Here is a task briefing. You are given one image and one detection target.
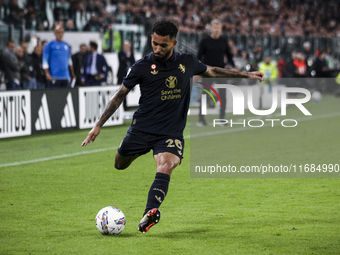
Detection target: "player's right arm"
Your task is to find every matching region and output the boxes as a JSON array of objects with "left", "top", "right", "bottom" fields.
[{"left": 81, "top": 84, "right": 130, "bottom": 146}]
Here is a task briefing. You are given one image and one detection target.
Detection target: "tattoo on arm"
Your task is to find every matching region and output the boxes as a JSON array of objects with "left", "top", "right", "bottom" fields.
[
  {"left": 201, "top": 66, "right": 251, "bottom": 78},
  {"left": 96, "top": 85, "right": 130, "bottom": 127}
]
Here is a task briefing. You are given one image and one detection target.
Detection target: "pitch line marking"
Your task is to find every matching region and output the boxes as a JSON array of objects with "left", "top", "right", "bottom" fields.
[
  {"left": 0, "top": 112, "right": 339, "bottom": 168},
  {"left": 0, "top": 147, "right": 118, "bottom": 168}
]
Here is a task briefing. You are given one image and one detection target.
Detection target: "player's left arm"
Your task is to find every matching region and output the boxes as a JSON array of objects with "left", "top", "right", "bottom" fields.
[
  {"left": 201, "top": 65, "right": 264, "bottom": 81},
  {"left": 81, "top": 84, "right": 130, "bottom": 146}
]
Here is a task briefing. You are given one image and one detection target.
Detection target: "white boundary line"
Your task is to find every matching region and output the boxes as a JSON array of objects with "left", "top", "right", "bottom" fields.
[
  {"left": 0, "top": 147, "right": 118, "bottom": 168},
  {"left": 1, "top": 112, "right": 339, "bottom": 168}
]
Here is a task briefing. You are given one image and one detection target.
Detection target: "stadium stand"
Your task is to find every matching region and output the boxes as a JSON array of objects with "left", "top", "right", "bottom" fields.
[{"left": 0, "top": 0, "right": 339, "bottom": 36}]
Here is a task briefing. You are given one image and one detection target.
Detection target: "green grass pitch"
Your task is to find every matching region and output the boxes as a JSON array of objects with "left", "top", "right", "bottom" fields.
[{"left": 0, "top": 95, "right": 339, "bottom": 254}]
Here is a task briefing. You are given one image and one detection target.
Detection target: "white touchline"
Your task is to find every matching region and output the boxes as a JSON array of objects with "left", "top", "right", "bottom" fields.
[
  {"left": 0, "top": 147, "right": 118, "bottom": 168},
  {"left": 1, "top": 112, "right": 339, "bottom": 168}
]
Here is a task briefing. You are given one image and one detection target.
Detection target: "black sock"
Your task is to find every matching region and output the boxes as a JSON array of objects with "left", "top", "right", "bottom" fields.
[{"left": 144, "top": 172, "right": 170, "bottom": 215}]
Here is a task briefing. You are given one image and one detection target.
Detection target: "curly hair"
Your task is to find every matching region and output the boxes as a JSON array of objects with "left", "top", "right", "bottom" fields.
[{"left": 152, "top": 20, "right": 178, "bottom": 39}]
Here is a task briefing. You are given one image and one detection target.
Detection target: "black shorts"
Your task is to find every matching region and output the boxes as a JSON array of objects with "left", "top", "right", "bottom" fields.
[{"left": 117, "top": 129, "right": 185, "bottom": 160}]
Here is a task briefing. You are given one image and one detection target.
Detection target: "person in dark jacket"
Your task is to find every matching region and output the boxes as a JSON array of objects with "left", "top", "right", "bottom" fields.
[
  {"left": 283, "top": 51, "right": 298, "bottom": 78},
  {"left": 82, "top": 41, "right": 108, "bottom": 86},
  {"left": 21, "top": 41, "right": 37, "bottom": 89},
  {"left": 16, "top": 46, "right": 31, "bottom": 89},
  {"left": 313, "top": 51, "right": 328, "bottom": 78},
  {"left": 117, "top": 40, "right": 135, "bottom": 84},
  {"left": 2, "top": 41, "right": 21, "bottom": 90},
  {"left": 31, "top": 45, "right": 46, "bottom": 89},
  {"left": 196, "top": 19, "right": 236, "bottom": 126},
  {"left": 72, "top": 43, "right": 87, "bottom": 86}
]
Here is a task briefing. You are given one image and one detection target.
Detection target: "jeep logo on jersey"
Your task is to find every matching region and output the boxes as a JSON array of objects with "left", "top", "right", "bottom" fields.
[{"left": 165, "top": 76, "right": 177, "bottom": 88}]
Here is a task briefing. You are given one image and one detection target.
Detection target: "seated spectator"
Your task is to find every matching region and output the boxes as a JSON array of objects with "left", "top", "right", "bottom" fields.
[
  {"left": 68, "top": 1, "right": 87, "bottom": 31},
  {"left": 83, "top": 14, "right": 103, "bottom": 32},
  {"left": 0, "top": 0, "right": 10, "bottom": 21},
  {"left": 53, "top": 0, "right": 70, "bottom": 24},
  {"left": 1, "top": 0, "right": 340, "bottom": 39},
  {"left": 3, "top": 7, "right": 24, "bottom": 26},
  {"left": 24, "top": 6, "right": 37, "bottom": 30},
  {"left": 85, "top": 0, "right": 102, "bottom": 17},
  {"left": 27, "top": 0, "right": 48, "bottom": 31},
  {"left": 65, "top": 18, "right": 76, "bottom": 31}
]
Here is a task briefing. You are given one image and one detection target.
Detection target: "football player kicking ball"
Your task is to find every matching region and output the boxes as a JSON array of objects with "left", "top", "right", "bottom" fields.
[{"left": 82, "top": 20, "right": 264, "bottom": 233}]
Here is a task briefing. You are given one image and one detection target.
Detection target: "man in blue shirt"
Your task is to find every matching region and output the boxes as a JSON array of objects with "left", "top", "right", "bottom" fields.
[
  {"left": 82, "top": 20, "right": 264, "bottom": 233},
  {"left": 42, "top": 25, "right": 76, "bottom": 88}
]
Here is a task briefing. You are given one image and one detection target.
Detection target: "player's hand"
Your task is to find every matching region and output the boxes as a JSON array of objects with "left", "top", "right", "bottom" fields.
[
  {"left": 249, "top": 71, "right": 265, "bottom": 82},
  {"left": 81, "top": 126, "right": 101, "bottom": 146}
]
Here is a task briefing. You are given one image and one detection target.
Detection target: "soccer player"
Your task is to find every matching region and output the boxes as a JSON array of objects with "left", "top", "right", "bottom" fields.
[{"left": 82, "top": 20, "right": 264, "bottom": 233}]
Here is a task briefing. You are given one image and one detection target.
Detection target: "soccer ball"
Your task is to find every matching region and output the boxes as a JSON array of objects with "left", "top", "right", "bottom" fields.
[
  {"left": 95, "top": 206, "right": 126, "bottom": 235},
  {"left": 312, "top": 90, "right": 322, "bottom": 103}
]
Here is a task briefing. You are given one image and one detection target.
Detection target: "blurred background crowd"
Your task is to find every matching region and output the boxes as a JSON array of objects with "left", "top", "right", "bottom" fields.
[
  {"left": 1, "top": 0, "right": 340, "bottom": 36},
  {"left": 0, "top": 0, "right": 340, "bottom": 92}
]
